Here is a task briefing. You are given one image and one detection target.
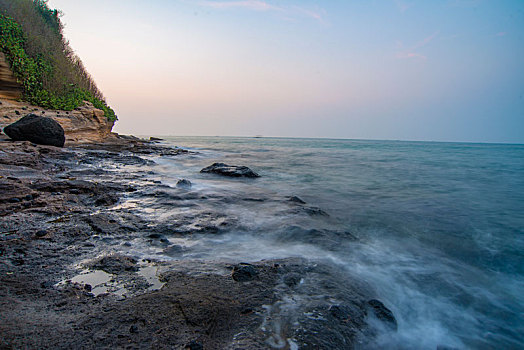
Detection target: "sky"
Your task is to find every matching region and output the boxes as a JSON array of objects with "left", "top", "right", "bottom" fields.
[{"left": 46, "top": 0, "right": 524, "bottom": 143}]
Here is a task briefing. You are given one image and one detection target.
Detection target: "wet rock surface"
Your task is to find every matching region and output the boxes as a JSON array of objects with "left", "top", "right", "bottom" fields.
[
  {"left": 89, "top": 255, "right": 139, "bottom": 274},
  {"left": 200, "top": 162, "right": 260, "bottom": 178},
  {"left": 367, "top": 299, "right": 398, "bottom": 330},
  {"left": 0, "top": 136, "right": 396, "bottom": 349}
]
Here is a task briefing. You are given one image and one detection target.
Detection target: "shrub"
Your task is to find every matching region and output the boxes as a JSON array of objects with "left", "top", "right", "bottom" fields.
[{"left": 0, "top": 0, "right": 116, "bottom": 121}]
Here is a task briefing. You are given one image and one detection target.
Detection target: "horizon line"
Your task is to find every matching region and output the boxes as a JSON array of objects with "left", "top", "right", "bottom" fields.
[{"left": 130, "top": 134, "right": 524, "bottom": 146}]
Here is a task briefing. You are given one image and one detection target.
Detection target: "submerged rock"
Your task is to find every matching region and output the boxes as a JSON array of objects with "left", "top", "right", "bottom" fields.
[
  {"left": 3, "top": 114, "right": 65, "bottom": 147},
  {"left": 176, "top": 179, "right": 192, "bottom": 188},
  {"left": 200, "top": 163, "right": 260, "bottom": 178}
]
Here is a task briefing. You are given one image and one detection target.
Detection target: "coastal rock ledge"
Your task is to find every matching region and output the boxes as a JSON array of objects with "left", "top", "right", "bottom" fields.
[
  {"left": 0, "top": 99, "right": 114, "bottom": 143},
  {"left": 200, "top": 162, "right": 260, "bottom": 178}
]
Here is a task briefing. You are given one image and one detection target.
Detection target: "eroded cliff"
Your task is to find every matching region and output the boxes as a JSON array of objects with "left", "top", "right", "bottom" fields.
[
  {"left": 0, "top": 51, "right": 115, "bottom": 143},
  {"left": 0, "top": 99, "right": 115, "bottom": 143}
]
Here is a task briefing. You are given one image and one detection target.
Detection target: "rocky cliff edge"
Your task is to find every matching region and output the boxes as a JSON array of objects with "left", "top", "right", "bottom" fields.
[{"left": 0, "top": 99, "right": 115, "bottom": 144}]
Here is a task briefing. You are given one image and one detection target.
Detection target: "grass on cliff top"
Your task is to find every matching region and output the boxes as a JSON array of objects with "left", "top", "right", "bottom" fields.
[{"left": 0, "top": 0, "right": 116, "bottom": 121}]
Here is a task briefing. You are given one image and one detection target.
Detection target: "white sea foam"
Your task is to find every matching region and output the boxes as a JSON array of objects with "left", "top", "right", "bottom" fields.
[{"left": 115, "top": 136, "right": 524, "bottom": 348}]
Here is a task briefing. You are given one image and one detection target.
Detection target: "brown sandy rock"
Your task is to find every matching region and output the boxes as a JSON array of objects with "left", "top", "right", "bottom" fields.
[{"left": 0, "top": 99, "right": 115, "bottom": 143}]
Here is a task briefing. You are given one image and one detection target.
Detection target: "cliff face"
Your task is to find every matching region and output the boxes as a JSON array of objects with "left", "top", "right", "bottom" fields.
[
  {"left": 0, "top": 52, "right": 23, "bottom": 100},
  {"left": 0, "top": 99, "right": 115, "bottom": 143},
  {"left": 0, "top": 54, "right": 115, "bottom": 143}
]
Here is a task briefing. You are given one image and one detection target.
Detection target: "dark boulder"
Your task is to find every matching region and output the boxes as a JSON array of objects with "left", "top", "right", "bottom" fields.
[
  {"left": 200, "top": 162, "right": 259, "bottom": 178},
  {"left": 367, "top": 299, "right": 397, "bottom": 330},
  {"left": 232, "top": 263, "right": 258, "bottom": 282},
  {"left": 3, "top": 114, "right": 65, "bottom": 147}
]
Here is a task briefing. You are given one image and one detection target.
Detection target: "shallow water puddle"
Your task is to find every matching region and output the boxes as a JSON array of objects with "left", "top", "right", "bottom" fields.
[
  {"left": 58, "top": 263, "right": 165, "bottom": 298},
  {"left": 70, "top": 269, "right": 112, "bottom": 286},
  {"left": 65, "top": 270, "right": 113, "bottom": 296},
  {"left": 138, "top": 265, "right": 165, "bottom": 291}
]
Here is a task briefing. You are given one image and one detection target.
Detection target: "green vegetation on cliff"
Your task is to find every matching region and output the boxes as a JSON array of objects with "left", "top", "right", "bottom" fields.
[{"left": 0, "top": 0, "right": 116, "bottom": 121}]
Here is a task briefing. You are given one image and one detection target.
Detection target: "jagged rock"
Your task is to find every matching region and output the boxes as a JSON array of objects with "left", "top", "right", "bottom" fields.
[
  {"left": 4, "top": 114, "right": 65, "bottom": 147},
  {"left": 200, "top": 163, "right": 259, "bottom": 178}
]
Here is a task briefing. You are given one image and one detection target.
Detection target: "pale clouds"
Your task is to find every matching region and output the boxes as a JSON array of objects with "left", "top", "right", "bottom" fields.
[
  {"left": 396, "top": 31, "right": 440, "bottom": 60},
  {"left": 396, "top": 52, "right": 427, "bottom": 60},
  {"left": 199, "top": 0, "right": 280, "bottom": 11},
  {"left": 198, "top": 1, "right": 326, "bottom": 22}
]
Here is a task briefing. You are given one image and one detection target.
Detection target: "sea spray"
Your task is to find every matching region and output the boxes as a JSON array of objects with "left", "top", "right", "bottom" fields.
[{"left": 123, "top": 136, "right": 524, "bottom": 348}]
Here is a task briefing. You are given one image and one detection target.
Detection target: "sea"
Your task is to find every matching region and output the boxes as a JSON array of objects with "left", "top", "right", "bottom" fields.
[{"left": 133, "top": 136, "right": 524, "bottom": 349}]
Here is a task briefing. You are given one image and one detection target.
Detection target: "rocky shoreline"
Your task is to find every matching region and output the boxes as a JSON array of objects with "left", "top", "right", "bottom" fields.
[{"left": 0, "top": 134, "right": 397, "bottom": 349}]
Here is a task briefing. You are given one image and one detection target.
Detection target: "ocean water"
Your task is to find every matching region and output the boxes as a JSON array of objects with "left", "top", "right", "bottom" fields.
[{"left": 141, "top": 136, "right": 524, "bottom": 349}]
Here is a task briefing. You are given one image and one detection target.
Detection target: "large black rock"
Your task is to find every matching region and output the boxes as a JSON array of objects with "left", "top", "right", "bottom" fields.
[
  {"left": 200, "top": 162, "right": 259, "bottom": 178},
  {"left": 3, "top": 114, "right": 65, "bottom": 147}
]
